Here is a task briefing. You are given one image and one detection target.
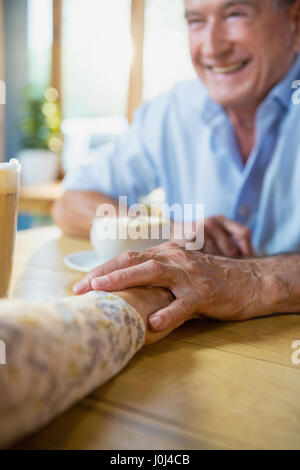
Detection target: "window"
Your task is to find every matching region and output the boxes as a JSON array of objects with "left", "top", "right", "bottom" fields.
[
  {"left": 143, "top": 0, "right": 195, "bottom": 101},
  {"left": 62, "top": 0, "right": 132, "bottom": 118},
  {"left": 27, "top": 0, "right": 196, "bottom": 117},
  {"left": 27, "top": 0, "right": 53, "bottom": 91}
]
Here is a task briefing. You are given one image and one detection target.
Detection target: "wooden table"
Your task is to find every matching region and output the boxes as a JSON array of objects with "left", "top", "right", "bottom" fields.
[{"left": 10, "top": 227, "right": 300, "bottom": 449}]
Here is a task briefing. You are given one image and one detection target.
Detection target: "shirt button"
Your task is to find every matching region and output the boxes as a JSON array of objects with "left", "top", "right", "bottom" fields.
[{"left": 238, "top": 205, "right": 250, "bottom": 218}]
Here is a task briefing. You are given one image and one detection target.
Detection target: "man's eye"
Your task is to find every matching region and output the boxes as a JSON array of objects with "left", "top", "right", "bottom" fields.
[
  {"left": 188, "top": 19, "right": 205, "bottom": 26},
  {"left": 227, "top": 11, "right": 247, "bottom": 18}
]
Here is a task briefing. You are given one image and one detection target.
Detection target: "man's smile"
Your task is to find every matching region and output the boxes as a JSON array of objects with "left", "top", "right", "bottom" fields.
[{"left": 203, "top": 59, "right": 251, "bottom": 76}]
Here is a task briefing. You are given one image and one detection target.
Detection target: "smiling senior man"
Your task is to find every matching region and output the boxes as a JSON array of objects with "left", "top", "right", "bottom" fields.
[
  {"left": 55, "top": 0, "right": 300, "bottom": 256},
  {"left": 60, "top": 1, "right": 300, "bottom": 330}
]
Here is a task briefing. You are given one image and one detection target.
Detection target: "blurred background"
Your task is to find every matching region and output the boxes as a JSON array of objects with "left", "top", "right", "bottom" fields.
[{"left": 0, "top": 0, "right": 195, "bottom": 230}]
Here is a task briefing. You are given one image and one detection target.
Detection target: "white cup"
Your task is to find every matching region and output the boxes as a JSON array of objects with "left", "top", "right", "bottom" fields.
[{"left": 90, "top": 215, "right": 170, "bottom": 261}]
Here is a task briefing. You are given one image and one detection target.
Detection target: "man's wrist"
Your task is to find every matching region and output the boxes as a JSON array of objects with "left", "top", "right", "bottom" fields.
[
  {"left": 251, "top": 256, "right": 300, "bottom": 317},
  {"left": 229, "top": 257, "right": 288, "bottom": 320}
]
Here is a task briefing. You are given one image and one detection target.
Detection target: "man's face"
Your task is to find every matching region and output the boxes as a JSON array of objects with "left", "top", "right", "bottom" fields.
[{"left": 185, "top": 0, "right": 300, "bottom": 110}]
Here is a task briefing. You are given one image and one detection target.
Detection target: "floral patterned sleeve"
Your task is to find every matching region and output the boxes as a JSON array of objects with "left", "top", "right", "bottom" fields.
[{"left": 0, "top": 291, "right": 145, "bottom": 449}]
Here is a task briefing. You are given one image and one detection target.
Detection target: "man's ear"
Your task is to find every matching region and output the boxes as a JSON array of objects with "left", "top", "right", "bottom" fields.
[{"left": 290, "top": 0, "right": 300, "bottom": 52}]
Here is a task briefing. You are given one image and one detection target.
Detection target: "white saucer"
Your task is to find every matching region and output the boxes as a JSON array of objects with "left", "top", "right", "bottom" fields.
[{"left": 64, "top": 250, "right": 111, "bottom": 273}]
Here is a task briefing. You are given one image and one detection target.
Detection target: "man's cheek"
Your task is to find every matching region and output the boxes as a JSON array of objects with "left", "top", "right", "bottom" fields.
[{"left": 190, "top": 49, "right": 199, "bottom": 67}]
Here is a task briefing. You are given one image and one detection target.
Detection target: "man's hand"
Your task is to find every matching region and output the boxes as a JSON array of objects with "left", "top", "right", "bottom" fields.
[
  {"left": 202, "top": 215, "right": 254, "bottom": 256},
  {"left": 52, "top": 191, "right": 120, "bottom": 238},
  {"left": 176, "top": 215, "right": 254, "bottom": 257},
  {"left": 74, "top": 241, "right": 276, "bottom": 332}
]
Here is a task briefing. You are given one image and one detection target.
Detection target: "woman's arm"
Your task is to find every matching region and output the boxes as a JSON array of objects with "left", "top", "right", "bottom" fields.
[
  {"left": 0, "top": 287, "right": 173, "bottom": 448},
  {"left": 115, "top": 287, "right": 175, "bottom": 344}
]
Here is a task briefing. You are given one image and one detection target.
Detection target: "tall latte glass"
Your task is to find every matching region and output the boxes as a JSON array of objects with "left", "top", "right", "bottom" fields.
[{"left": 0, "top": 159, "right": 21, "bottom": 298}]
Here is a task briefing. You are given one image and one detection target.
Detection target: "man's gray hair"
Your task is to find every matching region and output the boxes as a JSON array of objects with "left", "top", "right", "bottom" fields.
[{"left": 275, "top": 0, "right": 297, "bottom": 7}]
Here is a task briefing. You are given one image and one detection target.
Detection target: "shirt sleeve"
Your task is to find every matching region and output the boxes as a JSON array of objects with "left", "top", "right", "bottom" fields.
[
  {"left": 0, "top": 291, "right": 145, "bottom": 448},
  {"left": 63, "top": 102, "right": 164, "bottom": 206}
]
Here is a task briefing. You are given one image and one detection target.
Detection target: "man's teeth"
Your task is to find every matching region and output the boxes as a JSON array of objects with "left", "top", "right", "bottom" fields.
[{"left": 210, "top": 62, "right": 246, "bottom": 74}]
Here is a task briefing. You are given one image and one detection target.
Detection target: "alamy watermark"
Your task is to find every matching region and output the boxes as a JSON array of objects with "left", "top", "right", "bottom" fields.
[
  {"left": 291, "top": 80, "right": 300, "bottom": 105},
  {"left": 95, "top": 197, "right": 205, "bottom": 251},
  {"left": 291, "top": 340, "right": 300, "bottom": 365},
  {"left": 0, "top": 80, "right": 5, "bottom": 105},
  {"left": 0, "top": 340, "right": 6, "bottom": 365}
]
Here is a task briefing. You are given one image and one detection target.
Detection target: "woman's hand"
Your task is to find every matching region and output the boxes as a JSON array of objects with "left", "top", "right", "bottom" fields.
[
  {"left": 74, "top": 242, "right": 272, "bottom": 333},
  {"left": 114, "top": 287, "right": 176, "bottom": 345}
]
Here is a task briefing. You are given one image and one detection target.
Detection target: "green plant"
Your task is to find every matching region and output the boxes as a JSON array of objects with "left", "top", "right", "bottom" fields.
[{"left": 20, "top": 87, "right": 63, "bottom": 153}]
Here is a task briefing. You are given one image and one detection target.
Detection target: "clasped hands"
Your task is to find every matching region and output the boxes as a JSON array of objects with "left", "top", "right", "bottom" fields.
[{"left": 74, "top": 216, "right": 269, "bottom": 332}]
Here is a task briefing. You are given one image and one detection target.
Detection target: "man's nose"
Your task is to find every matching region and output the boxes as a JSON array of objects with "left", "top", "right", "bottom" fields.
[{"left": 201, "top": 19, "right": 232, "bottom": 59}]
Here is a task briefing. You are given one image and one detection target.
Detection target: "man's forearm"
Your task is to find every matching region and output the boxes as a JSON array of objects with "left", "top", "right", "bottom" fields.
[
  {"left": 52, "top": 191, "right": 120, "bottom": 238},
  {"left": 257, "top": 254, "right": 300, "bottom": 317}
]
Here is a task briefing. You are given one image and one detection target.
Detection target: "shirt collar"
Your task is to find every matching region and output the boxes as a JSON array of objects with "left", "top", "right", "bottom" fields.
[
  {"left": 199, "top": 53, "right": 300, "bottom": 126},
  {"left": 199, "top": 93, "right": 226, "bottom": 127},
  {"left": 268, "top": 53, "right": 300, "bottom": 111}
]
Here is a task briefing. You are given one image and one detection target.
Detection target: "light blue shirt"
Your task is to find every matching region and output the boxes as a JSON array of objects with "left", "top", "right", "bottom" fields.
[{"left": 64, "top": 54, "right": 300, "bottom": 255}]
